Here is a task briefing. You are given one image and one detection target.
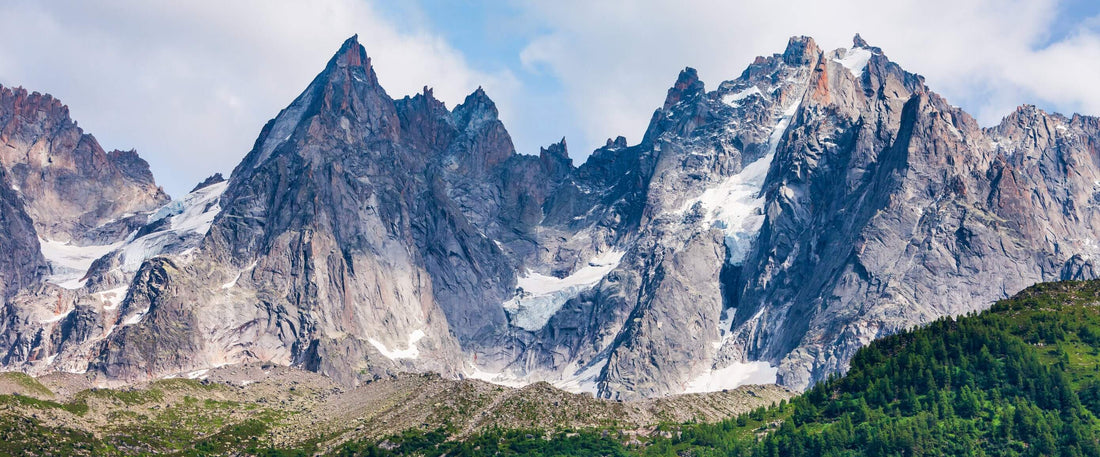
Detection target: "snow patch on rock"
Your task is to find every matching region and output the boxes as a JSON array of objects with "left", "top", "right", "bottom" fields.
[
  {"left": 551, "top": 358, "right": 607, "bottom": 395},
  {"left": 369, "top": 329, "right": 427, "bottom": 360},
  {"left": 676, "top": 152, "right": 770, "bottom": 264},
  {"left": 465, "top": 355, "right": 608, "bottom": 395},
  {"left": 117, "top": 180, "right": 227, "bottom": 272},
  {"left": 40, "top": 308, "right": 74, "bottom": 324},
  {"left": 39, "top": 181, "right": 228, "bottom": 290},
  {"left": 714, "top": 307, "right": 737, "bottom": 350},
  {"left": 96, "top": 287, "right": 129, "bottom": 310},
  {"left": 833, "top": 47, "right": 873, "bottom": 76},
  {"left": 222, "top": 261, "right": 258, "bottom": 289},
  {"left": 39, "top": 238, "right": 124, "bottom": 289},
  {"left": 123, "top": 307, "right": 151, "bottom": 326},
  {"left": 683, "top": 361, "right": 778, "bottom": 393},
  {"left": 503, "top": 250, "right": 625, "bottom": 331},
  {"left": 674, "top": 100, "right": 799, "bottom": 264},
  {"left": 722, "top": 86, "right": 762, "bottom": 107},
  {"left": 187, "top": 369, "right": 209, "bottom": 380},
  {"left": 464, "top": 367, "right": 530, "bottom": 389}
]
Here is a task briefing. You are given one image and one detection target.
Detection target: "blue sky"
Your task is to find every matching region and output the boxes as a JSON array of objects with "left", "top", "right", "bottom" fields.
[
  {"left": 1, "top": 0, "right": 1099, "bottom": 197},
  {"left": 373, "top": 1, "right": 581, "bottom": 157},
  {"left": 1047, "top": 0, "right": 1100, "bottom": 44}
]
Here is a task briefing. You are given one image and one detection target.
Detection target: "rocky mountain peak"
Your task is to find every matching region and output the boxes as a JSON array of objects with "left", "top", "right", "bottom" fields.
[
  {"left": 0, "top": 86, "right": 69, "bottom": 129},
  {"left": 453, "top": 86, "right": 501, "bottom": 132},
  {"left": 1005, "top": 104, "right": 1046, "bottom": 121},
  {"left": 7, "top": 33, "right": 1100, "bottom": 405},
  {"left": 235, "top": 36, "right": 402, "bottom": 175},
  {"left": 604, "top": 136, "right": 628, "bottom": 149},
  {"left": 852, "top": 33, "right": 869, "bottom": 48},
  {"left": 0, "top": 84, "right": 168, "bottom": 245},
  {"left": 782, "top": 36, "right": 820, "bottom": 66},
  {"left": 416, "top": 85, "right": 442, "bottom": 105},
  {"left": 398, "top": 86, "right": 448, "bottom": 116},
  {"left": 190, "top": 173, "right": 225, "bottom": 192},
  {"left": 322, "top": 37, "right": 389, "bottom": 110},
  {"left": 330, "top": 34, "right": 375, "bottom": 78},
  {"left": 538, "top": 137, "right": 572, "bottom": 176},
  {"left": 662, "top": 67, "right": 705, "bottom": 110},
  {"left": 107, "top": 149, "right": 160, "bottom": 185},
  {"left": 850, "top": 33, "right": 884, "bottom": 57},
  {"left": 986, "top": 103, "right": 1072, "bottom": 153}
]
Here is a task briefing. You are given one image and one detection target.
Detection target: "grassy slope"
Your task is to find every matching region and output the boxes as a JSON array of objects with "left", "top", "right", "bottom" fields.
[{"left": 0, "top": 367, "right": 788, "bottom": 456}]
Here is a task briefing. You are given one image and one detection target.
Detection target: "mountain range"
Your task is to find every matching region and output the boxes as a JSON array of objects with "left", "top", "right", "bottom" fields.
[{"left": 0, "top": 33, "right": 1098, "bottom": 401}]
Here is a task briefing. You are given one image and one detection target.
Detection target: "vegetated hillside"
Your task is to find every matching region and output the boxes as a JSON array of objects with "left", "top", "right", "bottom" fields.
[
  {"left": 0, "top": 366, "right": 788, "bottom": 456},
  {"left": 330, "top": 280, "right": 1100, "bottom": 456}
]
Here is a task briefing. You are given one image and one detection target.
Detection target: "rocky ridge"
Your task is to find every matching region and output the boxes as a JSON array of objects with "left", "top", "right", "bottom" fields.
[{"left": 0, "top": 34, "right": 1097, "bottom": 400}]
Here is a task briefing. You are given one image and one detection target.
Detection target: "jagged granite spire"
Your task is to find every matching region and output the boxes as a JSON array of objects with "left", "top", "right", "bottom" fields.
[
  {"left": 0, "top": 85, "right": 168, "bottom": 244},
  {"left": 93, "top": 35, "right": 561, "bottom": 387},
  {"left": 232, "top": 35, "right": 397, "bottom": 175},
  {"left": 332, "top": 35, "right": 371, "bottom": 69},
  {"left": 453, "top": 86, "right": 501, "bottom": 131},
  {"left": 782, "top": 35, "right": 819, "bottom": 65},
  {"left": 6, "top": 34, "right": 1100, "bottom": 403},
  {"left": 852, "top": 33, "right": 870, "bottom": 48},
  {"left": 662, "top": 67, "right": 705, "bottom": 110}
]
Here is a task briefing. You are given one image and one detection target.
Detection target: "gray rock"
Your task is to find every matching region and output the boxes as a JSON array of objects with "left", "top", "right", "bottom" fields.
[
  {"left": 0, "top": 86, "right": 168, "bottom": 245},
  {"left": 4, "top": 34, "right": 1100, "bottom": 401}
]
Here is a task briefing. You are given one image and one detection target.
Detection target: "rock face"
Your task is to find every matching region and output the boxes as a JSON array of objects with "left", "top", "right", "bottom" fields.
[
  {"left": 0, "top": 86, "right": 174, "bottom": 372},
  {"left": 0, "top": 86, "right": 168, "bottom": 245},
  {"left": 725, "top": 39, "right": 1100, "bottom": 391},
  {"left": 0, "top": 165, "right": 46, "bottom": 297},
  {"left": 2, "top": 34, "right": 1100, "bottom": 399}
]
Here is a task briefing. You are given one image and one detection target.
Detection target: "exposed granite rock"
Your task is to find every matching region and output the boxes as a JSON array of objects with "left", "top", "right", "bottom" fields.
[
  {"left": 0, "top": 165, "right": 45, "bottom": 296},
  {"left": 0, "top": 86, "right": 168, "bottom": 245},
  {"left": 725, "top": 37, "right": 1100, "bottom": 390},
  {"left": 190, "top": 173, "right": 225, "bottom": 192},
  {"left": 0, "top": 85, "right": 176, "bottom": 374},
  {"left": 6, "top": 34, "right": 1100, "bottom": 402}
]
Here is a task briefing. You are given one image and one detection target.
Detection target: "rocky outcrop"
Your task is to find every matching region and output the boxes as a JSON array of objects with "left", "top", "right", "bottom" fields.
[
  {"left": 89, "top": 36, "right": 523, "bottom": 385},
  {"left": 0, "top": 86, "right": 168, "bottom": 245},
  {"left": 723, "top": 37, "right": 1100, "bottom": 391},
  {"left": 0, "top": 165, "right": 45, "bottom": 296},
  {"left": 0, "top": 86, "right": 175, "bottom": 374}
]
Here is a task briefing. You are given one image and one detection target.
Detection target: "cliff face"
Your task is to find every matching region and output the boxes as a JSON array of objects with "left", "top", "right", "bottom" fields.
[
  {"left": 0, "top": 85, "right": 172, "bottom": 371},
  {"left": 0, "top": 164, "right": 45, "bottom": 297},
  {"left": 1, "top": 35, "right": 1099, "bottom": 399},
  {"left": 0, "top": 86, "right": 168, "bottom": 245},
  {"left": 725, "top": 39, "right": 1100, "bottom": 391},
  {"left": 90, "top": 36, "right": 566, "bottom": 385}
]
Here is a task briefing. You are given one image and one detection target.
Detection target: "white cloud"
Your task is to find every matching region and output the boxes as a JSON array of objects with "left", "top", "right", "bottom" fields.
[
  {"left": 0, "top": 0, "right": 516, "bottom": 196},
  {"left": 518, "top": 0, "right": 1100, "bottom": 155}
]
